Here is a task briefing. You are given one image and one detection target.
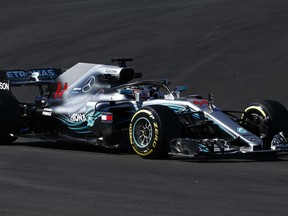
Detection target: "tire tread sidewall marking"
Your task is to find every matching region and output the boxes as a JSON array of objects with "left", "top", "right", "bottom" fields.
[{"left": 129, "top": 109, "right": 159, "bottom": 157}]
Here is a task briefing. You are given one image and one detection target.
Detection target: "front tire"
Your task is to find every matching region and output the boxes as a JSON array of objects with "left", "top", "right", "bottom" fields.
[
  {"left": 241, "top": 100, "right": 288, "bottom": 149},
  {"left": 129, "top": 105, "right": 181, "bottom": 159}
]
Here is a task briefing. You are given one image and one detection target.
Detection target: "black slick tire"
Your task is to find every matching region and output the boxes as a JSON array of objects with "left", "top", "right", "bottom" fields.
[
  {"left": 242, "top": 100, "right": 288, "bottom": 149},
  {"left": 0, "top": 85, "right": 21, "bottom": 144},
  {"left": 129, "top": 105, "right": 181, "bottom": 159}
]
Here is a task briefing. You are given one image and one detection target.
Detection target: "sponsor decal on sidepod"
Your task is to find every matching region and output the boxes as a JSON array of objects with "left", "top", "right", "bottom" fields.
[{"left": 70, "top": 113, "right": 87, "bottom": 122}]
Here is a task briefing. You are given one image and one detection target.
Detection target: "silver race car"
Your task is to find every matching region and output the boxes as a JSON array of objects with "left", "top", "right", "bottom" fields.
[{"left": 0, "top": 58, "right": 287, "bottom": 158}]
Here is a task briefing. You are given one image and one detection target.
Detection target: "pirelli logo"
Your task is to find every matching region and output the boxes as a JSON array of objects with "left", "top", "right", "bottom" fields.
[{"left": 0, "top": 82, "right": 9, "bottom": 90}]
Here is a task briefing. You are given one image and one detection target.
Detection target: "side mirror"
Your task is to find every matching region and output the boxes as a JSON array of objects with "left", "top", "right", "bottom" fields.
[
  {"left": 174, "top": 85, "right": 188, "bottom": 92},
  {"left": 171, "top": 85, "right": 188, "bottom": 99},
  {"left": 117, "top": 89, "right": 134, "bottom": 95}
]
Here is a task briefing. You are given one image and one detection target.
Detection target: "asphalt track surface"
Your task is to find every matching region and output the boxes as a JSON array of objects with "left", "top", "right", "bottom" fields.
[{"left": 0, "top": 0, "right": 288, "bottom": 215}]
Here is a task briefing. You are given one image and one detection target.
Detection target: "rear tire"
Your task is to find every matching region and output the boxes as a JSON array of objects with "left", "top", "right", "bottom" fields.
[
  {"left": 0, "top": 90, "right": 21, "bottom": 144},
  {"left": 129, "top": 105, "right": 181, "bottom": 159},
  {"left": 241, "top": 100, "right": 288, "bottom": 149}
]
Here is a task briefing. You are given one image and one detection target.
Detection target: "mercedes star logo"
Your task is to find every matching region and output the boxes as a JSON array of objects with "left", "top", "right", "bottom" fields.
[{"left": 82, "top": 76, "right": 96, "bottom": 93}]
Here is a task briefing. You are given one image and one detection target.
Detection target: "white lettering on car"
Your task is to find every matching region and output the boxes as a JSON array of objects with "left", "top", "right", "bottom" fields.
[
  {"left": 42, "top": 108, "right": 53, "bottom": 116},
  {"left": 70, "top": 113, "right": 87, "bottom": 122},
  {"left": 0, "top": 82, "right": 9, "bottom": 90}
]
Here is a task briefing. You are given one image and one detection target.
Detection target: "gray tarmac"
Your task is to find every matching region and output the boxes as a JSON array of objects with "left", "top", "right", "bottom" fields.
[{"left": 1, "top": 0, "right": 288, "bottom": 215}]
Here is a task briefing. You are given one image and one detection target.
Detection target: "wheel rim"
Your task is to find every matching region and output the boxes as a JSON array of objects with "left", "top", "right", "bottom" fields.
[
  {"left": 245, "top": 111, "right": 268, "bottom": 138},
  {"left": 250, "top": 113, "right": 264, "bottom": 127},
  {"left": 133, "top": 117, "right": 153, "bottom": 148}
]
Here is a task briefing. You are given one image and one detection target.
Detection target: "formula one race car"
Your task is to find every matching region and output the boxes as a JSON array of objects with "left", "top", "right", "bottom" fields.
[{"left": 0, "top": 58, "right": 288, "bottom": 158}]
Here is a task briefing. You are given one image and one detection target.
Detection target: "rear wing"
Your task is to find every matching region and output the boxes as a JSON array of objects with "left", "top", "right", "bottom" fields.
[{"left": 0, "top": 68, "right": 63, "bottom": 86}]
